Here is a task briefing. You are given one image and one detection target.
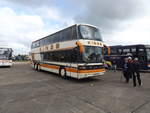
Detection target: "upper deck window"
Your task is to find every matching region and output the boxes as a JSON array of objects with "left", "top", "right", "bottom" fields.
[
  {"left": 123, "top": 48, "right": 130, "bottom": 53},
  {"left": 31, "top": 25, "right": 78, "bottom": 49},
  {"left": 110, "top": 48, "right": 118, "bottom": 54},
  {"left": 118, "top": 49, "right": 122, "bottom": 54},
  {"left": 131, "top": 48, "right": 136, "bottom": 52},
  {"left": 139, "top": 48, "right": 144, "bottom": 52},
  {"left": 79, "top": 25, "right": 102, "bottom": 41},
  {"left": 146, "top": 48, "right": 150, "bottom": 61},
  {"left": 61, "top": 28, "right": 71, "bottom": 41},
  {"left": 32, "top": 41, "right": 40, "bottom": 49}
]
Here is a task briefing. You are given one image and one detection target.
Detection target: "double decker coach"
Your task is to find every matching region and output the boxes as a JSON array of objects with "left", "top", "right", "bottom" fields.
[{"left": 31, "top": 24, "right": 109, "bottom": 79}]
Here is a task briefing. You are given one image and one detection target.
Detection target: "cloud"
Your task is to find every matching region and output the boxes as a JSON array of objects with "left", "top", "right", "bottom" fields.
[
  {"left": 3, "top": 0, "right": 55, "bottom": 8},
  {"left": 36, "top": 7, "right": 61, "bottom": 20},
  {"left": 74, "top": 0, "right": 150, "bottom": 45},
  {"left": 0, "top": 6, "right": 75, "bottom": 55},
  {"left": 75, "top": 0, "right": 143, "bottom": 31},
  {"left": 111, "top": 17, "right": 150, "bottom": 45},
  {"left": 0, "top": 7, "right": 46, "bottom": 54}
]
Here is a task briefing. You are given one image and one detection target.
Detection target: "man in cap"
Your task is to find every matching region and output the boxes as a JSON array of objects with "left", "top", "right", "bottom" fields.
[
  {"left": 132, "top": 58, "right": 142, "bottom": 87},
  {"left": 127, "top": 57, "right": 134, "bottom": 79},
  {"left": 122, "top": 57, "right": 133, "bottom": 83}
]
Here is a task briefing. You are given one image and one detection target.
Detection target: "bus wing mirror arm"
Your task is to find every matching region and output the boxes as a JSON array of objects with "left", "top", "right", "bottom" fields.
[
  {"left": 103, "top": 44, "right": 110, "bottom": 55},
  {"left": 76, "top": 41, "right": 85, "bottom": 53}
]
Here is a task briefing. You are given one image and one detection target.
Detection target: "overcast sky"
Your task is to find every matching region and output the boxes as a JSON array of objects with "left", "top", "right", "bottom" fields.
[{"left": 0, "top": 0, "right": 150, "bottom": 55}]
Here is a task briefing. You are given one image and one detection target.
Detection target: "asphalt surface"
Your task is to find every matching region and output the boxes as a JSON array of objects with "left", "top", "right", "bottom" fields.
[{"left": 0, "top": 62, "right": 150, "bottom": 113}]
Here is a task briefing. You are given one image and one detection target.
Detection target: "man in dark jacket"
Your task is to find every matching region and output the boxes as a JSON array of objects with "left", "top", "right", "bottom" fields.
[
  {"left": 122, "top": 57, "right": 133, "bottom": 83},
  {"left": 127, "top": 57, "right": 134, "bottom": 79},
  {"left": 132, "top": 58, "right": 142, "bottom": 87},
  {"left": 123, "top": 58, "right": 130, "bottom": 83}
]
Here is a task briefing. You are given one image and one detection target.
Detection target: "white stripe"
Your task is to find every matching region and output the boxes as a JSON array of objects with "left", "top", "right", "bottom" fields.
[
  {"left": 40, "top": 66, "right": 59, "bottom": 74},
  {"left": 41, "top": 61, "right": 103, "bottom": 67}
]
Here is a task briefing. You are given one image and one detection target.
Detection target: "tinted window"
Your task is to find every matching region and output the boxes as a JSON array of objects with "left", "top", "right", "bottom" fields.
[
  {"left": 40, "top": 39, "right": 45, "bottom": 46},
  {"left": 139, "top": 48, "right": 144, "bottom": 52},
  {"left": 32, "top": 41, "right": 40, "bottom": 48},
  {"left": 131, "top": 48, "right": 136, "bottom": 52},
  {"left": 53, "top": 33, "right": 60, "bottom": 43},
  {"left": 118, "top": 49, "right": 122, "bottom": 54},
  {"left": 43, "top": 52, "right": 49, "bottom": 60},
  {"left": 42, "top": 47, "right": 80, "bottom": 63},
  {"left": 123, "top": 48, "right": 130, "bottom": 53},
  {"left": 61, "top": 28, "right": 71, "bottom": 41},
  {"left": 33, "top": 26, "right": 78, "bottom": 48},
  {"left": 71, "top": 26, "right": 77, "bottom": 40},
  {"left": 111, "top": 48, "right": 117, "bottom": 54},
  {"left": 46, "top": 36, "right": 53, "bottom": 45}
]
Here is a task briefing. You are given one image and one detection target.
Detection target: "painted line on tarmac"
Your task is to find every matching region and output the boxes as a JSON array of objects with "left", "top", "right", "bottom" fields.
[{"left": 131, "top": 99, "right": 150, "bottom": 113}]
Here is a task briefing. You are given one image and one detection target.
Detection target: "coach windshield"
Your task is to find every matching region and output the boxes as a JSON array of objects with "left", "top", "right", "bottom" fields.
[
  {"left": 0, "top": 48, "right": 12, "bottom": 60},
  {"left": 82, "top": 46, "right": 103, "bottom": 63},
  {"left": 79, "top": 25, "right": 102, "bottom": 41},
  {"left": 0, "top": 48, "right": 8, "bottom": 60}
]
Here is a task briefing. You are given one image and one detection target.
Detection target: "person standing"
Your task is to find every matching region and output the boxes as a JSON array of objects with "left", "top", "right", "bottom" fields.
[
  {"left": 112, "top": 60, "right": 117, "bottom": 72},
  {"left": 132, "top": 58, "right": 142, "bottom": 87},
  {"left": 123, "top": 58, "right": 130, "bottom": 83},
  {"left": 127, "top": 57, "right": 134, "bottom": 79}
]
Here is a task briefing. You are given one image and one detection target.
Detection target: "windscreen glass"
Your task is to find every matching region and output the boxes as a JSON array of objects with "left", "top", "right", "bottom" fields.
[
  {"left": 0, "top": 48, "right": 12, "bottom": 60},
  {"left": 82, "top": 46, "right": 103, "bottom": 63},
  {"left": 79, "top": 25, "right": 102, "bottom": 41}
]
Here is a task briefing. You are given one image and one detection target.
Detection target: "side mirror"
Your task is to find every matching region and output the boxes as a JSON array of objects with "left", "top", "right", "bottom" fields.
[
  {"left": 76, "top": 41, "right": 85, "bottom": 53},
  {"left": 103, "top": 44, "right": 110, "bottom": 55}
]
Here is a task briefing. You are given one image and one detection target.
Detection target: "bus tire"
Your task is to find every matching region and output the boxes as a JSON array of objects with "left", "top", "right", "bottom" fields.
[{"left": 59, "top": 68, "right": 66, "bottom": 78}]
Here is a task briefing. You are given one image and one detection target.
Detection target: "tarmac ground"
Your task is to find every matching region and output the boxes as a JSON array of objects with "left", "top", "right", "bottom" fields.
[{"left": 0, "top": 62, "right": 150, "bottom": 113}]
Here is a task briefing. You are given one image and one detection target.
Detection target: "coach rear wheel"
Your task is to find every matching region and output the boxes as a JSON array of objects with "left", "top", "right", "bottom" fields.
[{"left": 59, "top": 68, "right": 66, "bottom": 78}]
